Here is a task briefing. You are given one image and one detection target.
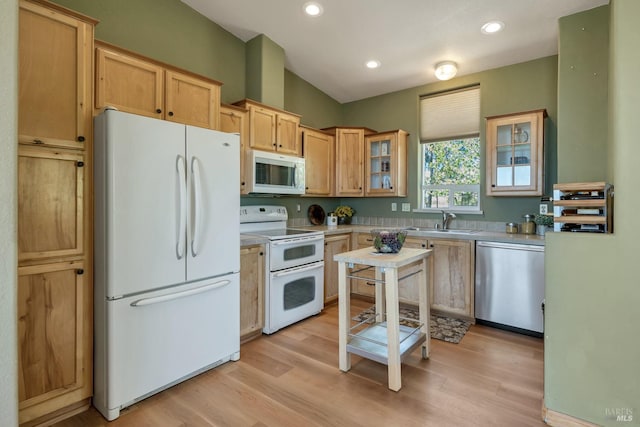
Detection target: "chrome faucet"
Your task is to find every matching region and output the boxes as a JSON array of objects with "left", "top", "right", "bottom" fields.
[{"left": 441, "top": 210, "right": 456, "bottom": 230}]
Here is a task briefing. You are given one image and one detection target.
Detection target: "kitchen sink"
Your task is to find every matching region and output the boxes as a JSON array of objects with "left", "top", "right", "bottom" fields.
[{"left": 404, "top": 227, "right": 479, "bottom": 235}]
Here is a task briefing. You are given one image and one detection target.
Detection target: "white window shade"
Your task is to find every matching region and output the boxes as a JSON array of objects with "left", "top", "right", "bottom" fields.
[{"left": 420, "top": 86, "right": 480, "bottom": 143}]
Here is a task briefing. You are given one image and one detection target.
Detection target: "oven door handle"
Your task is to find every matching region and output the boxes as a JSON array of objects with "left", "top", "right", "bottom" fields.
[
  {"left": 272, "top": 262, "right": 324, "bottom": 278},
  {"left": 271, "top": 235, "right": 323, "bottom": 246}
]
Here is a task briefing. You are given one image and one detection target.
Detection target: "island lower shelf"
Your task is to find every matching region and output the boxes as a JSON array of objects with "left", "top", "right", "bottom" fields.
[{"left": 347, "top": 321, "right": 427, "bottom": 365}]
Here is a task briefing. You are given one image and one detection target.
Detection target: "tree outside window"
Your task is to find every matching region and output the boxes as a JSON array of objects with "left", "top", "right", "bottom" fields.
[{"left": 421, "top": 137, "right": 480, "bottom": 211}]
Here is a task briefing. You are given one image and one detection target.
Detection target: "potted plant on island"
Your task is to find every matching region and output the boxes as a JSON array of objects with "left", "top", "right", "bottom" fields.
[
  {"left": 334, "top": 205, "right": 355, "bottom": 225},
  {"left": 534, "top": 213, "right": 554, "bottom": 235}
]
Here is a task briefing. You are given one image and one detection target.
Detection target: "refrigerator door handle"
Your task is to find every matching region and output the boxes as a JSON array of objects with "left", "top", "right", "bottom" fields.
[
  {"left": 176, "top": 155, "right": 187, "bottom": 259},
  {"left": 130, "top": 279, "right": 231, "bottom": 307},
  {"left": 191, "top": 156, "right": 202, "bottom": 257}
]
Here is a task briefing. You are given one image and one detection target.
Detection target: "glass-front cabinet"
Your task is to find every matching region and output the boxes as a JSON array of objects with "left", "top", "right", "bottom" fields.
[
  {"left": 486, "top": 109, "right": 546, "bottom": 196},
  {"left": 365, "top": 130, "right": 408, "bottom": 197}
]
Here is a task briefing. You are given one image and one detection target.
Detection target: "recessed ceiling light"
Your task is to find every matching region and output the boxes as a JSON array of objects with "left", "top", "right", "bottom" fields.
[
  {"left": 303, "top": 2, "right": 323, "bottom": 17},
  {"left": 481, "top": 21, "right": 504, "bottom": 34},
  {"left": 366, "top": 60, "right": 381, "bottom": 69},
  {"left": 434, "top": 61, "right": 457, "bottom": 81}
]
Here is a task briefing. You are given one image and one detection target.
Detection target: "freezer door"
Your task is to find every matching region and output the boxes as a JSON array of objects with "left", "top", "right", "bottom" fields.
[
  {"left": 93, "top": 274, "right": 240, "bottom": 421},
  {"left": 185, "top": 126, "right": 240, "bottom": 281},
  {"left": 97, "top": 110, "right": 187, "bottom": 297}
]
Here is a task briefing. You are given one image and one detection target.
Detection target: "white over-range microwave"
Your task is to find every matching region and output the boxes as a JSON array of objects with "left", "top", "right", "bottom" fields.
[{"left": 247, "top": 149, "right": 306, "bottom": 195}]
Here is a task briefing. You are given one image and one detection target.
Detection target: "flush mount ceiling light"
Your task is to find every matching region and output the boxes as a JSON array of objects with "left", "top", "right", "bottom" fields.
[
  {"left": 366, "top": 60, "right": 381, "bottom": 69},
  {"left": 434, "top": 61, "right": 457, "bottom": 80},
  {"left": 481, "top": 20, "right": 505, "bottom": 34},
  {"left": 303, "top": 2, "right": 323, "bottom": 17}
]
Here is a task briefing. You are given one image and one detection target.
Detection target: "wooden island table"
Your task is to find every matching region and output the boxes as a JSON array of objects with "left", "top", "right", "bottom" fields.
[{"left": 334, "top": 246, "right": 432, "bottom": 391}]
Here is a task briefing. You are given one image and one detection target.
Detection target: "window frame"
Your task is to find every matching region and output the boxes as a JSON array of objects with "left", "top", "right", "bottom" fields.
[
  {"left": 416, "top": 137, "right": 482, "bottom": 214},
  {"left": 416, "top": 86, "right": 482, "bottom": 214}
]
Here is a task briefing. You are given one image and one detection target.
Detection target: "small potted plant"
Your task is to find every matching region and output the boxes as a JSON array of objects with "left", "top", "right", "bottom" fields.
[
  {"left": 534, "top": 214, "right": 554, "bottom": 235},
  {"left": 334, "top": 205, "right": 355, "bottom": 225}
]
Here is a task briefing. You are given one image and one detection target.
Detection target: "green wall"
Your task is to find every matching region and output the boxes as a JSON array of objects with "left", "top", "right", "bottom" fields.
[
  {"left": 341, "top": 57, "right": 558, "bottom": 223},
  {"left": 557, "top": 6, "right": 610, "bottom": 182},
  {"left": 51, "top": 0, "right": 560, "bottom": 225},
  {"left": 52, "top": 0, "right": 246, "bottom": 103},
  {"left": 545, "top": 3, "right": 640, "bottom": 426},
  {"left": 284, "top": 70, "right": 343, "bottom": 129},
  {"left": 246, "top": 34, "right": 285, "bottom": 109}
]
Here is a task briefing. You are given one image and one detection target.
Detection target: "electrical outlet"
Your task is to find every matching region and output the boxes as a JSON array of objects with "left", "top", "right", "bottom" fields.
[
  {"left": 402, "top": 203, "right": 411, "bottom": 212},
  {"left": 297, "top": 204, "right": 301, "bottom": 212},
  {"left": 539, "top": 204, "right": 548, "bottom": 215},
  {"left": 391, "top": 202, "right": 397, "bottom": 211}
]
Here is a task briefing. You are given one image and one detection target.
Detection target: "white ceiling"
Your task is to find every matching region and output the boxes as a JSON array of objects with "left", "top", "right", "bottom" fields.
[{"left": 182, "top": 0, "right": 608, "bottom": 103}]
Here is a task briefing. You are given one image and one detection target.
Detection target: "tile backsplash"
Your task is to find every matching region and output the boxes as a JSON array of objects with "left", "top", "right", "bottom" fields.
[{"left": 288, "top": 216, "right": 506, "bottom": 232}]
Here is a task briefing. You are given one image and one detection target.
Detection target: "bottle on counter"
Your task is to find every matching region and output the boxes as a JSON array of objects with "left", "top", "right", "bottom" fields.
[{"left": 521, "top": 214, "right": 536, "bottom": 234}]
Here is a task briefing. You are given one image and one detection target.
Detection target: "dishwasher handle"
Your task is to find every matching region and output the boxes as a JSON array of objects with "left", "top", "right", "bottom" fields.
[{"left": 476, "top": 241, "right": 544, "bottom": 252}]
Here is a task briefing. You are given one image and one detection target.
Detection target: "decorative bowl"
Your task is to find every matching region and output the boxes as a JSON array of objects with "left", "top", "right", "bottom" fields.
[{"left": 370, "top": 229, "right": 407, "bottom": 253}]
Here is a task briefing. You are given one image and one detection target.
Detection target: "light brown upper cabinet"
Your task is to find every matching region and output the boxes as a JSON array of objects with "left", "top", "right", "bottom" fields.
[
  {"left": 233, "top": 99, "right": 301, "bottom": 156},
  {"left": 220, "top": 104, "right": 249, "bottom": 194},
  {"left": 324, "top": 127, "right": 377, "bottom": 197},
  {"left": 486, "top": 109, "right": 546, "bottom": 196},
  {"left": 365, "top": 130, "right": 408, "bottom": 197},
  {"left": 301, "top": 126, "right": 334, "bottom": 196},
  {"left": 95, "top": 42, "right": 222, "bottom": 130},
  {"left": 18, "top": 0, "right": 94, "bottom": 150}
]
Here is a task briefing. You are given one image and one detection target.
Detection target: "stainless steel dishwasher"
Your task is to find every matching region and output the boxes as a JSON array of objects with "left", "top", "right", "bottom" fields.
[{"left": 475, "top": 241, "right": 544, "bottom": 335}]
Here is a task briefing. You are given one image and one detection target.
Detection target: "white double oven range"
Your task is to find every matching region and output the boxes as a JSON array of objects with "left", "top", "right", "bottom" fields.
[{"left": 240, "top": 205, "right": 324, "bottom": 334}]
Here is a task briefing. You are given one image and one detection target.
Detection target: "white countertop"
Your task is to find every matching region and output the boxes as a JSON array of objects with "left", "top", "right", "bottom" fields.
[{"left": 293, "top": 224, "right": 546, "bottom": 246}]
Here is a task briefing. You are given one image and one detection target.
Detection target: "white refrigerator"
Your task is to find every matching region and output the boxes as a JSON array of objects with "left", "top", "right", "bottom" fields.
[{"left": 93, "top": 110, "right": 240, "bottom": 421}]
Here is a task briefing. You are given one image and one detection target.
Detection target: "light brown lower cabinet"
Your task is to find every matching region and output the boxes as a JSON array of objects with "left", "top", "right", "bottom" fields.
[
  {"left": 350, "top": 233, "right": 475, "bottom": 320},
  {"left": 428, "top": 239, "right": 475, "bottom": 320},
  {"left": 240, "top": 245, "right": 265, "bottom": 343},
  {"left": 17, "top": 260, "right": 92, "bottom": 424},
  {"left": 323, "top": 233, "right": 351, "bottom": 304}
]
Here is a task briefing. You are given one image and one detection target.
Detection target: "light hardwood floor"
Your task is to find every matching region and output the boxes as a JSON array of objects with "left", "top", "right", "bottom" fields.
[{"left": 55, "top": 298, "right": 545, "bottom": 427}]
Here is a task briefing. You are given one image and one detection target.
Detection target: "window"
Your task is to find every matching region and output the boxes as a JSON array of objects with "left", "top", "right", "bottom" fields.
[{"left": 418, "top": 86, "right": 481, "bottom": 212}]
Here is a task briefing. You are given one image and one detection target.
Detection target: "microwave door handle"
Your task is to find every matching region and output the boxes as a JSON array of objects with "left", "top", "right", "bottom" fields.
[{"left": 292, "top": 164, "right": 296, "bottom": 187}]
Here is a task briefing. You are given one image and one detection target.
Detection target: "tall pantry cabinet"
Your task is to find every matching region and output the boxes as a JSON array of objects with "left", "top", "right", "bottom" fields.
[{"left": 17, "top": 0, "right": 96, "bottom": 425}]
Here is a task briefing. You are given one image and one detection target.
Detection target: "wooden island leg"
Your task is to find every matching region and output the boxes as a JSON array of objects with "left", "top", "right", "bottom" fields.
[
  {"left": 338, "top": 261, "right": 351, "bottom": 372},
  {"left": 375, "top": 266, "right": 385, "bottom": 323},
  {"left": 419, "top": 255, "right": 431, "bottom": 359},
  {"left": 384, "top": 267, "right": 401, "bottom": 391}
]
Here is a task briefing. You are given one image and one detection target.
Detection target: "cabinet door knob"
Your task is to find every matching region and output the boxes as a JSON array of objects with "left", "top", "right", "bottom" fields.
[
  {"left": 77, "top": 161, "right": 85, "bottom": 167},
  {"left": 259, "top": 252, "right": 264, "bottom": 256},
  {"left": 421, "top": 243, "right": 426, "bottom": 248},
  {"left": 365, "top": 281, "right": 376, "bottom": 286},
  {"left": 156, "top": 108, "right": 162, "bottom": 114},
  {"left": 429, "top": 244, "right": 434, "bottom": 248},
  {"left": 77, "top": 136, "right": 85, "bottom": 142},
  {"left": 492, "top": 184, "right": 496, "bottom": 187},
  {"left": 76, "top": 269, "right": 84, "bottom": 275},
  {"left": 168, "top": 111, "right": 174, "bottom": 117}
]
